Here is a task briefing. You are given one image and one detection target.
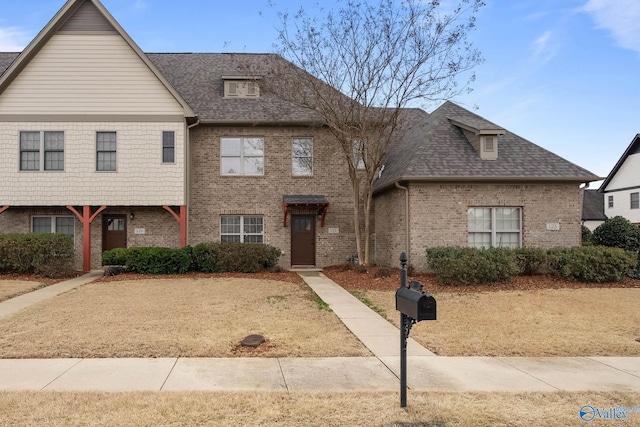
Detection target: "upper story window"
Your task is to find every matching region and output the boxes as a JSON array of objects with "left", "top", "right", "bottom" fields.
[
  {"left": 162, "top": 131, "right": 175, "bottom": 163},
  {"left": 292, "top": 138, "right": 313, "bottom": 176},
  {"left": 352, "top": 140, "right": 365, "bottom": 169},
  {"left": 223, "top": 76, "right": 261, "bottom": 99},
  {"left": 468, "top": 207, "right": 522, "bottom": 249},
  {"left": 221, "top": 137, "right": 264, "bottom": 176},
  {"left": 20, "top": 131, "right": 64, "bottom": 171},
  {"left": 96, "top": 132, "right": 117, "bottom": 171},
  {"left": 608, "top": 195, "right": 614, "bottom": 208},
  {"left": 631, "top": 192, "right": 639, "bottom": 210}
]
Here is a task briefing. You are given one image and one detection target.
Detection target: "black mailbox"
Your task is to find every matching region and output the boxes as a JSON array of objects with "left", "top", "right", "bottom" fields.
[{"left": 395, "top": 281, "right": 436, "bottom": 321}]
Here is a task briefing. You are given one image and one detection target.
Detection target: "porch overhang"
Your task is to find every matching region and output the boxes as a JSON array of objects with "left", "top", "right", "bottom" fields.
[{"left": 283, "top": 195, "right": 329, "bottom": 228}]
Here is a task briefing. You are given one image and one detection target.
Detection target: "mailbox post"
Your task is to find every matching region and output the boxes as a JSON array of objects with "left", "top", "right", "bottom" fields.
[{"left": 396, "top": 252, "right": 436, "bottom": 408}]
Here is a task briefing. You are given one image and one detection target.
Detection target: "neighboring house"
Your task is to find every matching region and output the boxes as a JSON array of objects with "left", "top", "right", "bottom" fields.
[
  {"left": 599, "top": 134, "right": 640, "bottom": 225},
  {"left": 582, "top": 189, "right": 607, "bottom": 231},
  {"left": 0, "top": 0, "right": 600, "bottom": 272}
]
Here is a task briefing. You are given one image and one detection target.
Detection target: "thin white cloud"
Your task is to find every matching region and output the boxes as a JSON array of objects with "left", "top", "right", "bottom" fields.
[
  {"left": 582, "top": 0, "right": 640, "bottom": 54},
  {"left": 532, "top": 30, "right": 558, "bottom": 64},
  {"left": 133, "top": 0, "right": 148, "bottom": 11},
  {"left": 0, "top": 26, "right": 29, "bottom": 51}
]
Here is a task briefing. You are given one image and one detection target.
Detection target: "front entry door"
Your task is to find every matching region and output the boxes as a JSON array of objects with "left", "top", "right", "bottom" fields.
[
  {"left": 102, "top": 215, "right": 127, "bottom": 252},
  {"left": 291, "top": 215, "right": 316, "bottom": 265}
]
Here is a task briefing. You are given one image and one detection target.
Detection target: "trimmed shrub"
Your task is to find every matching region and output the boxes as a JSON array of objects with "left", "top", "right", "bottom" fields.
[
  {"left": 126, "top": 247, "right": 192, "bottom": 275},
  {"left": 546, "top": 246, "right": 636, "bottom": 282},
  {"left": 426, "top": 247, "right": 518, "bottom": 286},
  {"left": 581, "top": 225, "right": 593, "bottom": 246},
  {"left": 102, "top": 248, "right": 130, "bottom": 266},
  {"left": 0, "top": 233, "right": 74, "bottom": 277},
  {"left": 514, "top": 248, "right": 547, "bottom": 275},
  {"left": 192, "top": 242, "right": 281, "bottom": 273},
  {"left": 592, "top": 216, "right": 640, "bottom": 252}
]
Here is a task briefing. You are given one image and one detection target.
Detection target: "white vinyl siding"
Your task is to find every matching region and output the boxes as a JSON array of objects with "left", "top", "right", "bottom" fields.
[
  {"left": 0, "top": 34, "right": 183, "bottom": 115},
  {"left": 0, "top": 121, "right": 185, "bottom": 206},
  {"left": 468, "top": 207, "right": 521, "bottom": 249}
]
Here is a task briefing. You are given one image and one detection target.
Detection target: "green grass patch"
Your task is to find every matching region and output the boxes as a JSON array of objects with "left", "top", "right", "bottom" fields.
[{"left": 350, "top": 290, "right": 387, "bottom": 319}]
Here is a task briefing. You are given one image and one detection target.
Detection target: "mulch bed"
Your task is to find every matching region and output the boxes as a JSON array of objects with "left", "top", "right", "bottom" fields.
[
  {"left": 95, "top": 270, "right": 306, "bottom": 285},
  {"left": 321, "top": 265, "right": 640, "bottom": 293}
]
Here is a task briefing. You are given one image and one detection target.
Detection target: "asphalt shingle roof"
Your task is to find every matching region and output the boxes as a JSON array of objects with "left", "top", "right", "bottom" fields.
[
  {"left": 373, "top": 101, "right": 601, "bottom": 191},
  {"left": 1, "top": 50, "right": 600, "bottom": 186}
]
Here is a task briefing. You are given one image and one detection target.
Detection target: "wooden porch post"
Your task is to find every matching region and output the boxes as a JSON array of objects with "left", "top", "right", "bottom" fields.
[
  {"left": 67, "top": 205, "right": 107, "bottom": 272},
  {"left": 162, "top": 205, "right": 187, "bottom": 248}
]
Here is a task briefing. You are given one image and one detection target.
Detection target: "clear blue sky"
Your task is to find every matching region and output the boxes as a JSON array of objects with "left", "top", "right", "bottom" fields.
[{"left": 1, "top": 0, "right": 638, "bottom": 184}]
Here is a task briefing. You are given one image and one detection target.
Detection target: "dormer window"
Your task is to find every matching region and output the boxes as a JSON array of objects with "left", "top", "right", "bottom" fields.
[
  {"left": 223, "top": 76, "right": 261, "bottom": 99},
  {"left": 480, "top": 136, "right": 498, "bottom": 160}
]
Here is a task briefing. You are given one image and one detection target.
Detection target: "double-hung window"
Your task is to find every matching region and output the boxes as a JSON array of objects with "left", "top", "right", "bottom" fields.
[
  {"left": 292, "top": 138, "right": 313, "bottom": 176},
  {"left": 631, "top": 192, "right": 639, "bottom": 210},
  {"left": 97, "top": 132, "right": 117, "bottom": 171},
  {"left": 20, "top": 131, "right": 64, "bottom": 171},
  {"left": 220, "top": 215, "right": 264, "bottom": 243},
  {"left": 352, "top": 140, "right": 365, "bottom": 169},
  {"left": 32, "top": 216, "right": 75, "bottom": 238},
  {"left": 162, "top": 131, "right": 175, "bottom": 163},
  {"left": 220, "top": 137, "right": 264, "bottom": 175},
  {"left": 608, "top": 195, "right": 614, "bottom": 209},
  {"left": 468, "top": 207, "right": 521, "bottom": 249}
]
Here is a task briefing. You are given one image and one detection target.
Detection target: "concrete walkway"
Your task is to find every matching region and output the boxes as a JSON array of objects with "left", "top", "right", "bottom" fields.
[{"left": 0, "top": 270, "right": 639, "bottom": 392}]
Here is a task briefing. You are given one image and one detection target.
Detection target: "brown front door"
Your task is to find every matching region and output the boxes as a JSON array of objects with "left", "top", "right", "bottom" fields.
[
  {"left": 102, "top": 215, "right": 127, "bottom": 252},
  {"left": 291, "top": 215, "right": 315, "bottom": 265}
]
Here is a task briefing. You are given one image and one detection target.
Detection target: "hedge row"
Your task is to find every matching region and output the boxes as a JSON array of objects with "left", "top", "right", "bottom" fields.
[
  {"left": 426, "top": 246, "right": 637, "bottom": 285},
  {"left": 102, "top": 242, "right": 282, "bottom": 274},
  {"left": 0, "top": 233, "right": 75, "bottom": 278}
]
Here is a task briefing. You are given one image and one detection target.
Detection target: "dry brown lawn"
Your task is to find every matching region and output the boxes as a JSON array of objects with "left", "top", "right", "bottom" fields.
[
  {"left": 0, "top": 278, "right": 369, "bottom": 358},
  {"left": 1, "top": 391, "right": 639, "bottom": 426},
  {"left": 363, "top": 288, "right": 640, "bottom": 356},
  {"left": 0, "top": 280, "right": 48, "bottom": 302}
]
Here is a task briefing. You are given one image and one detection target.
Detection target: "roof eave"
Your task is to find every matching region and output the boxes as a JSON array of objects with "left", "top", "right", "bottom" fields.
[
  {"left": 598, "top": 133, "right": 640, "bottom": 192},
  {"left": 374, "top": 175, "right": 603, "bottom": 194}
]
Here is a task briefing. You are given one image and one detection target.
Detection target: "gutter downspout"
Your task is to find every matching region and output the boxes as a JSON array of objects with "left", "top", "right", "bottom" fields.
[
  {"left": 395, "top": 182, "right": 410, "bottom": 264},
  {"left": 185, "top": 118, "right": 200, "bottom": 245}
]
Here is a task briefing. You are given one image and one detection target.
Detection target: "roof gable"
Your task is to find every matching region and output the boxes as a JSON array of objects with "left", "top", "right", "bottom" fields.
[
  {"left": 0, "top": 0, "right": 194, "bottom": 118},
  {"left": 599, "top": 134, "right": 640, "bottom": 193},
  {"left": 374, "top": 101, "right": 601, "bottom": 192}
]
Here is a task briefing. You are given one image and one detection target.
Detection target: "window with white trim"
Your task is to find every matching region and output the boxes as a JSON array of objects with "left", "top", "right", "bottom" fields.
[
  {"left": 631, "top": 192, "right": 639, "bottom": 210},
  {"left": 292, "top": 138, "right": 313, "bottom": 176},
  {"left": 608, "top": 195, "right": 614, "bottom": 209},
  {"left": 32, "top": 216, "right": 75, "bottom": 238},
  {"left": 162, "top": 131, "right": 175, "bottom": 163},
  {"left": 220, "top": 137, "right": 264, "bottom": 175},
  {"left": 96, "top": 132, "right": 117, "bottom": 171},
  {"left": 20, "top": 131, "right": 64, "bottom": 171},
  {"left": 468, "top": 207, "right": 521, "bottom": 249},
  {"left": 220, "top": 215, "right": 264, "bottom": 243},
  {"left": 224, "top": 80, "right": 260, "bottom": 98}
]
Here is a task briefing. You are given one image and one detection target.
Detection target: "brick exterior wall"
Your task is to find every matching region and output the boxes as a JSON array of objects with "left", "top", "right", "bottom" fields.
[
  {"left": 188, "top": 125, "right": 358, "bottom": 267},
  {"left": 374, "top": 182, "right": 584, "bottom": 271}
]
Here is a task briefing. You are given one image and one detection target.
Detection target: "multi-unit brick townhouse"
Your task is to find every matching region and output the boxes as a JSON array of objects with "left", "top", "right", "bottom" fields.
[{"left": 0, "top": 0, "right": 600, "bottom": 272}]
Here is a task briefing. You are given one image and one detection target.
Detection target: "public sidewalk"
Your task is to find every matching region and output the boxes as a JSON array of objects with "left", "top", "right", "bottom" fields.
[{"left": 0, "top": 270, "right": 639, "bottom": 392}]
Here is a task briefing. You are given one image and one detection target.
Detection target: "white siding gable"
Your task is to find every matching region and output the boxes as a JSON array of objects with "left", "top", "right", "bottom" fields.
[
  {"left": 605, "top": 153, "right": 640, "bottom": 191},
  {"left": 0, "top": 34, "right": 184, "bottom": 116}
]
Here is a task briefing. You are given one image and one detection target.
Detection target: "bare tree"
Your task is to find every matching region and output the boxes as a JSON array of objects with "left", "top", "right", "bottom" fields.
[{"left": 263, "top": 0, "right": 484, "bottom": 265}]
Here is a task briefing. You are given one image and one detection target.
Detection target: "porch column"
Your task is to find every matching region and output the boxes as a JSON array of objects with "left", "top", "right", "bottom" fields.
[
  {"left": 0, "top": 206, "right": 9, "bottom": 215},
  {"left": 67, "top": 205, "right": 107, "bottom": 272},
  {"left": 163, "top": 205, "right": 187, "bottom": 248}
]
